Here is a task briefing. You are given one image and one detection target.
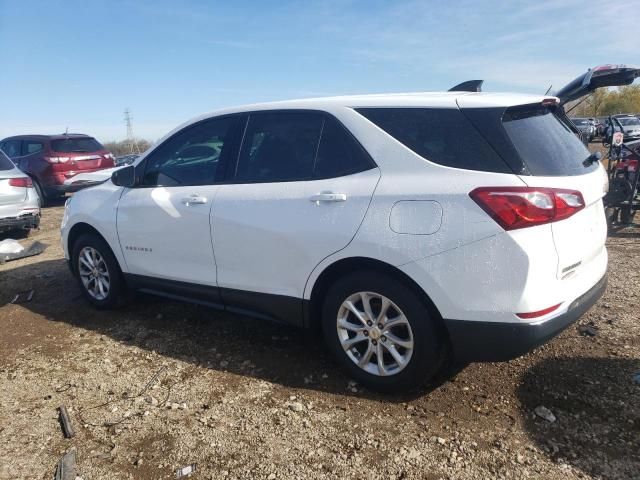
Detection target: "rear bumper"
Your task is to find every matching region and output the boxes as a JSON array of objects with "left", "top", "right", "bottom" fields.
[
  {"left": 0, "top": 213, "right": 40, "bottom": 232},
  {"left": 444, "top": 273, "right": 607, "bottom": 363}
]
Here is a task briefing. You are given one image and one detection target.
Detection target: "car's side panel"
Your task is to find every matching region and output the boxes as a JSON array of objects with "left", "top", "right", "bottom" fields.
[{"left": 61, "top": 182, "right": 127, "bottom": 270}]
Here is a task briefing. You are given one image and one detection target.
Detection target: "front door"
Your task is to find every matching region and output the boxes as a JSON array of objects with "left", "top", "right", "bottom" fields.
[{"left": 117, "top": 115, "right": 237, "bottom": 288}]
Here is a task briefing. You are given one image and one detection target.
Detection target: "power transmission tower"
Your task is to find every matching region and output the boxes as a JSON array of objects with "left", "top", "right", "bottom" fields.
[{"left": 124, "top": 108, "right": 140, "bottom": 154}]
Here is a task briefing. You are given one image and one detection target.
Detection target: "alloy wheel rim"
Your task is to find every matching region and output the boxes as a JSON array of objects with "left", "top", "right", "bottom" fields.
[
  {"left": 337, "top": 291, "right": 414, "bottom": 377},
  {"left": 78, "top": 246, "right": 110, "bottom": 301}
]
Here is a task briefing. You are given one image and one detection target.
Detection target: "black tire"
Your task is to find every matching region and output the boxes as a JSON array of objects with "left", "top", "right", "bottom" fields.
[
  {"left": 620, "top": 205, "right": 635, "bottom": 225},
  {"left": 321, "top": 271, "right": 446, "bottom": 393},
  {"left": 32, "top": 179, "right": 47, "bottom": 207},
  {"left": 71, "top": 233, "right": 126, "bottom": 309}
]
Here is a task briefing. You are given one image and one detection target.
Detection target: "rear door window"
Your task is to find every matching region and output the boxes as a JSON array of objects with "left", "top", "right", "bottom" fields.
[
  {"left": 356, "top": 108, "right": 511, "bottom": 173},
  {"left": 235, "top": 111, "right": 323, "bottom": 183},
  {"left": 51, "top": 137, "right": 103, "bottom": 153}
]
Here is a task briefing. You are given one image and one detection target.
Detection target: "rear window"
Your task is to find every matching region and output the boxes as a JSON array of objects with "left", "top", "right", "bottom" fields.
[
  {"left": 356, "top": 108, "right": 511, "bottom": 173},
  {"left": 51, "top": 137, "right": 103, "bottom": 153},
  {"left": 0, "top": 150, "right": 15, "bottom": 170},
  {"left": 501, "top": 105, "right": 595, "bottom": 176}
]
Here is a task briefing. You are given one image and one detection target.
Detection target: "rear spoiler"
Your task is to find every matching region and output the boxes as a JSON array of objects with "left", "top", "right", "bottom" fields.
[{"left": 448, "top": 80, "right": 483, "bottom": 93}]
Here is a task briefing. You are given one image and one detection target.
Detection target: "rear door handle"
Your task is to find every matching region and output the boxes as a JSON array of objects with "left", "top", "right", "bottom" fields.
[
  {"left": 309, "top": 192, "right": 347, "bottom": 203},
  {"left": 181, "top": 195, "right": 207, "bottom": 206}
]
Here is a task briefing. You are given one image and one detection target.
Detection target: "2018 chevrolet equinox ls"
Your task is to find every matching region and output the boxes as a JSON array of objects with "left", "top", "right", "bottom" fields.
[{"left": 61, "top": 87, "right": 611, "bottom": 391}]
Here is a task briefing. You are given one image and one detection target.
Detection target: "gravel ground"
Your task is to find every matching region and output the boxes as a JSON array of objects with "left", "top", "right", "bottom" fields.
[{"left": 0, "top": 199, "right": 638, "bottom": 480}]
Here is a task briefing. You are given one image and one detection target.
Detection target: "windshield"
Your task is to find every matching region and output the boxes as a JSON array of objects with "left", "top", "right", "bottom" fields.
[
  {"left": 51, "top": 137, "right": 103, "bottom": 153},
  {"left": 0, "top": 150, "right": 15, "bottom": 171},
  {"left": 501, "top": 105, "right": 596, "bottom": 176},
  {"left": 617, "top": 117, "right": 640, "bottom": 126}
]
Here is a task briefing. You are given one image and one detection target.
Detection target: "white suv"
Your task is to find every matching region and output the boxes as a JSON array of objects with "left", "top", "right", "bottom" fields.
[{"left": 61, "top": 91, "right": 609, "bottom": 391}]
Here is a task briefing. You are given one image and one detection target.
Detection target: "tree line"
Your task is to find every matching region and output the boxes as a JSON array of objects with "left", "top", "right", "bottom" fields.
[{"left": 568, "top": 84, "right": 640, "bottom": 117}]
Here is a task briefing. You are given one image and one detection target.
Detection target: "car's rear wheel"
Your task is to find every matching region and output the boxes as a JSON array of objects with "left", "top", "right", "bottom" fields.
[
  {"left": 31, "top": 179, "right": 51, "bottom": 207},
  {"left": 72, "top": 233, "right": 125, "bottom": 309},
  {"left": 321, "top": 271, "right": 446, "bottom": 393}
]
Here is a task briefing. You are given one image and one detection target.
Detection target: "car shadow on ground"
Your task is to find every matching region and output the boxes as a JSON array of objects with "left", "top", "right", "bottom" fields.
[
  {"left": 1, "top": 258, "right": 464, "bottom": 403},
  {"left": 608, "top": 223, "right": 640, "bottom": 239},
  {"left": 517, "top": 356, "right": 640, "bottom": 478}
]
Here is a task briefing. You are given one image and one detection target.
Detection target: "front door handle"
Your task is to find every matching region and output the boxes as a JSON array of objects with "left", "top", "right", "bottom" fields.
[
  {"left": 309, "top": 192, "right": 347, "bottom": 203},
  {"left": 181, "top": 195, "right": 207, "bottom": 206}
]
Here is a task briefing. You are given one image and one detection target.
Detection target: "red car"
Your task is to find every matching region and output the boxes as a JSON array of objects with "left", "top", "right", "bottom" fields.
[{"left": 0, "top": 134, "right": 115, "bottom": 204}]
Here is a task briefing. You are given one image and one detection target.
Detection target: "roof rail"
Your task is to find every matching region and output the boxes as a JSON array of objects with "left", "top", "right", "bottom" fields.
[{"left": 448, "top": 80, "right": 483, "bottom": 93}]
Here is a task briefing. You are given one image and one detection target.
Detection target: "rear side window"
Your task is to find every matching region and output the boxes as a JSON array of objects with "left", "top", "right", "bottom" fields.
[
  {"left": 501, "top": 106, "right": 595, "bottom": 176},
  {"left": 22, "top": 141, "right": 44, "bottom": 155},
  {"left": 235, "top": 112, "right": 323, "bottom": 183},
  {"left": 51, "top": 137, "right": 103, "bottom": 153},
  {"left": 356, "top": 108, "right": 511, "bottom": 173},
  {"left": 0, "top": 150, "right": 14, "bottom": 170}
]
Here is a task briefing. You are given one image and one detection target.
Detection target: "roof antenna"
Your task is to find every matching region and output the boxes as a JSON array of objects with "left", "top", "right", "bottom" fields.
[{"left": 65, "top": 126, "right": 69, "bottom": 136}]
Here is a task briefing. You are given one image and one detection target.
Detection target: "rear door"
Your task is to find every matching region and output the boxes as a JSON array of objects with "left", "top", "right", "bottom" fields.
[{"left": 211, "top": 110, "right": 379, "bottom": 318}]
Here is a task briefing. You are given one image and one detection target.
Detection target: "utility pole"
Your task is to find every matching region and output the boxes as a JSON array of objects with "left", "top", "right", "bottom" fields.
[{"left": 124, "top": 108, "right": 140, "bottom": 154}]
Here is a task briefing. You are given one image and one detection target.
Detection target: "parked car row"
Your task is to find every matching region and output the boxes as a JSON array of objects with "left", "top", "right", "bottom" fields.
[
  {"left": 571, "top": 114, "right": 640, "bottom": 143},
  {"left": 0, "top": 134, "right": 115, "bottom": 206}
]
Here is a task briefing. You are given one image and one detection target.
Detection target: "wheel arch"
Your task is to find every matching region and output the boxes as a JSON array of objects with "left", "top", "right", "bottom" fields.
[
  {"left": 67, "top": 222, "right": 122, "bottom": 273},
  {"left": 306, "top": 256, "right": 447, "bottom": 336}
]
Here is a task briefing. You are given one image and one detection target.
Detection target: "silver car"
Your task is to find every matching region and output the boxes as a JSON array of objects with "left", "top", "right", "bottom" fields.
[{"left": 0, "top": 150, "right": 40, "bottom": 236}]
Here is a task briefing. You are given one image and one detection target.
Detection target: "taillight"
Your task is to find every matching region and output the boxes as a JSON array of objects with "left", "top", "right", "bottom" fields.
[
  {"left": 469, "top": 187, "right": 585, "bottom": 230},
  {"left": 9, "top": 177, "right": 33, "bottom": 188},
  {"left": 44, "top": 156, "right": 70, "bottom": 163}
]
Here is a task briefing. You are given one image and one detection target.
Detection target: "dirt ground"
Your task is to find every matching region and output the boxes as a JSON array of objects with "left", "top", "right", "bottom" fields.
[{"left": 1, "top": 199, "right": 639, "bottom": 480}]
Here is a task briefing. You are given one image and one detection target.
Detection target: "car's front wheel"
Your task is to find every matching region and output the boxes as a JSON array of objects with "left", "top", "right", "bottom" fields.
[
  {"left": 321, "top": 271, "right": 446, "bottom": 393},
  {"left": 72, "top": 233, "right": 125, "bottom": 309}
]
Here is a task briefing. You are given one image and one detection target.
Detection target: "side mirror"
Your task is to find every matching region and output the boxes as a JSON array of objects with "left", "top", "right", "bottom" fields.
[{"left": 111, "top": 165, "right": 136, "bottom": 187}]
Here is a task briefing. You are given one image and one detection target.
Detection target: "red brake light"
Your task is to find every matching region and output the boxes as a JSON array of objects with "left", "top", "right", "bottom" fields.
[
  {"left": 469, "top": 187, "right": 585, "bottom": 230},
  {"left": 516, "top": 303, "right": 562, "bottom": 319},
  {"left": 9, "top": 177, "right": 33, "bottom": 188}
]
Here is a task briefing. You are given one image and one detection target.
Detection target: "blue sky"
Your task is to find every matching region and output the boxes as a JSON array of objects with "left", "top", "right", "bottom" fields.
[{"left": 0, "top": 0, "right": 636, "bottom": 141}]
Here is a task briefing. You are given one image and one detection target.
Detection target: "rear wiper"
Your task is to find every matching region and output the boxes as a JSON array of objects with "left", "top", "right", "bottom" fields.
[{"left": 583, "top": 151, "right": 602, "bottom": 167}]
